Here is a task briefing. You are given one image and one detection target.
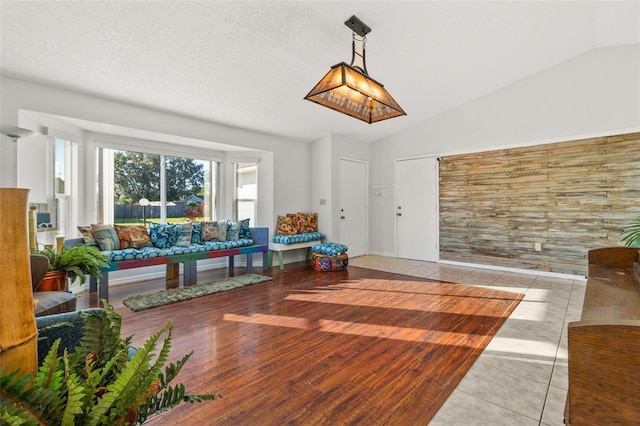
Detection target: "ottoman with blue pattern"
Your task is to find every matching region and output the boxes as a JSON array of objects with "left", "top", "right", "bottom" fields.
[{"left": 311, "top": 243, "right": 348, "bottom": 272}]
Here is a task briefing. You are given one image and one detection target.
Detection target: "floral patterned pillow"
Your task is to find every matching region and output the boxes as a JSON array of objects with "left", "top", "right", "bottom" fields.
[
  {"left": 238, "top": 218, "right": 251, "bottom": 239},
  {"left": 191, "top": 222, "right": 203, "bottom": 245},
  {"left": 149, "top": 223, "right": 175, "bottom": 248},
  {"left": 276, "top": 215, "right": 297, "bottom": 235},
  {"left": 114, "top": 225, "right": 152, "bottom": 249},
  {"left": 295, "top": 212, "right": 318, "bottom": 233}
]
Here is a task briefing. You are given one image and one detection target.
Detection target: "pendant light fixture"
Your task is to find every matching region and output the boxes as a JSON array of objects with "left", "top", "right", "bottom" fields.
[{"left": 304, "top": 15, "right": 406, "bottom": 124}]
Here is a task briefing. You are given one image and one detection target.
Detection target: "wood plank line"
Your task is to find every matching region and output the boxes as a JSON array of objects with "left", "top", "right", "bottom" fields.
[{"left": 440, "top": 132, "right": 640, "bottom": 275}]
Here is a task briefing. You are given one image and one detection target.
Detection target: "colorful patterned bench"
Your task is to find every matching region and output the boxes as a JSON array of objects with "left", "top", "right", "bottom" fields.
[
  {"left": 268, "top": 232, "right": 324, "bottom": 270},
  {"left": 67, "top": 227, "right": 269, "bottom": 301}
]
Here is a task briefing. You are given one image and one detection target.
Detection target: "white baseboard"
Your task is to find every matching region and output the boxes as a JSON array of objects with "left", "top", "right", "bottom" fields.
[
  {"left": 365, "top": 250, "right": 396, "bottom": 258},
  {"left": 351, "top": 253, "right": 586, "bottom": 281},
  {"left": 439, "top": 259, "right": 587, "bottom": 281}
]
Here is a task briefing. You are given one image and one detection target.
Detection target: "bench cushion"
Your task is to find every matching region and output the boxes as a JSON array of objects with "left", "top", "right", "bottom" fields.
[
  {"left": 272, "top": 232, "right": 324, "bottom": 245},
  {"left": 312, "top": 242, "right": 348, "bottom": 256},
  {"left": 102, "top": 238, "right": 254, "bottom": 262}
]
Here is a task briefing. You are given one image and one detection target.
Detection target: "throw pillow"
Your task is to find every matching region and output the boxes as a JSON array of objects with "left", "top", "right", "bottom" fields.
[
  {"left": 114, "top": 225, "right": 152, "bottom": 249},
  {"left": 77, "top": 225, "right": 97, "bottom": 246},
  {"left": 173, "top": 222, "right": 193, "bottom": 247},
  {"left": 201, "top": 221, "right": 219, "bottom": 241},
  {"left": 238, "top": 218, "right": 251, "bottom": 239},
  {"left": 191, "top": 222, "right": 203, "bottom": 245},
  {"left": 148, "top": 223, "right": 175, "bottom": 249},
  {"left": 276, "top": 215, "right": 297, "bottom": 235},
  {"left": 227, "top": 221, "right": 239, "bottom": 241},
  {"left": 297, "top": 212, "right": 318, "bottom": 233},
  {"left": 287, "top": 213, "right": 302, "bottom": 233},
  {"left": 217, "top": 220, "right": 228, "bottom": 242},
  {"left": 90, "top": 224, "right": 120, "bottom": 251}
]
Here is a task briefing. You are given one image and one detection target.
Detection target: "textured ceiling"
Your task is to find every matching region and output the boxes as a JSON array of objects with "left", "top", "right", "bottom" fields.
[{"left": 1, "top": 1, "right": 639, "bottom": 144}]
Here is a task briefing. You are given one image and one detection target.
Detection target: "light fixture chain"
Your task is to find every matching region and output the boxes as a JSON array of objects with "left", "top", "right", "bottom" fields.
[{"left": 350, "top": 33, "right": 368, "bottom": 75}]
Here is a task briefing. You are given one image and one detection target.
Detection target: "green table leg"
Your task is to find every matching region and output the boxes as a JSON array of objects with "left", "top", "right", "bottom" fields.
[{"left": 278, "top": 251, "right": 284, "bottom": 270}]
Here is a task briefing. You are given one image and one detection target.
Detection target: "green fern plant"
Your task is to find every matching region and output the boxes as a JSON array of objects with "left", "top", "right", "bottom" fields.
[
  {"left": 0, "top": 301, "right": 218, "bottom": 425},
  {"left": 620, "top": 214, "right": 640, "bottom": 247},
  {"left": 39, "top": 244, "right": 109, "bottom": 285}
]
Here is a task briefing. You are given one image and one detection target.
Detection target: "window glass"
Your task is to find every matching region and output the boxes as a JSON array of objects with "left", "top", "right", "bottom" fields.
[
  {"left": 235, "top": 162, "right": 257, "bottom": 223},
  {"left": 54, "top": 138, "right": 72, "bottom": 234},
  {"left": 54, "top": 138, "right": 67, "bottom": 195},
  {"left": 166, "top": 156, "right": 209, "bottom": 222},
  {"left": 106, "top": 149, "right": 215, "bottom": 227}
]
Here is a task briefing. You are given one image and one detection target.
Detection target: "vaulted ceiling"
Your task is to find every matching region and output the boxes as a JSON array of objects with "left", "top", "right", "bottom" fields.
[{"left": 1, "top": 1, "right": 639, "bottom": 144}]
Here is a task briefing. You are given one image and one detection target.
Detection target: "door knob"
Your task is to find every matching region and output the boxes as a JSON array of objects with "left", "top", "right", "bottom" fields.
[
  {"left": 396, "top": 213, "right": 402, "bottom": 216},
  {"left": 341, "top": 216, "right": 346, "bottom": 219}
]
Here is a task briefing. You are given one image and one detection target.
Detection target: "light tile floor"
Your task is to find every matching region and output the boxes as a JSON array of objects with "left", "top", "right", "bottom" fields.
[{"left": 349, "top": 255, "right": 586, "bottom": 426}]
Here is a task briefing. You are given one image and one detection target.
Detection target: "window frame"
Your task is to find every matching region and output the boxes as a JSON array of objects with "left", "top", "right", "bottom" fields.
[
  {"left": 233, "top": 161, "right": 258, "bottom": 223},
  {"left": 53, "top": 137, "right": 77, "bottom": 236},
  {"left": 97, "top": 144, "right": 221, "bottom": 226}
]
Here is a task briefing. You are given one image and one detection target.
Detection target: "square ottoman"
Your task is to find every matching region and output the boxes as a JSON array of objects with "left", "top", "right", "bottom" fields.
[{"left": 311, "top": 243, "right": 349, "bottom": 272}]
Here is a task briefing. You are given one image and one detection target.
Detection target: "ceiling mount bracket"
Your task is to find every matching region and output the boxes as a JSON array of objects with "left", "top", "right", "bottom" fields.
[{"left": 344, "top": 15, "right": 371, "bottom": 37}]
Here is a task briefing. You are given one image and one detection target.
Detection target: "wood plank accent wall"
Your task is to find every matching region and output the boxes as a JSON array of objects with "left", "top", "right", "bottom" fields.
[{"left": 439, "top": 132, "right": 640, "bottom": 276}]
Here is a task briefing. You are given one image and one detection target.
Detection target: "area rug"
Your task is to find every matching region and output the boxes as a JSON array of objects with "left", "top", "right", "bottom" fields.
[{"left": 123, "top": 274, "right": 273, "bottom": 312}]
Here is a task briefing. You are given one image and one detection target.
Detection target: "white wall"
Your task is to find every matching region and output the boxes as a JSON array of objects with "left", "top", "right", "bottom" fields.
[
  {"left": 369, "top": 44, "right": 640, "bottom": 256},
  {"left": 16, "top": 134, "right": 49, "bottom": 203},
  {"left": 1, "top": 76, "right": 311, "bottom": 238},
  {"left": 0, "top": 135, "right": 18, "bottom": 187},
  {"left": 310, "top": 133, "right": 332, "bottom": 238}
]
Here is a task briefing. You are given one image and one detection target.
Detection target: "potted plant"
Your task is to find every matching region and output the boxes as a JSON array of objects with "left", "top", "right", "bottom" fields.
[
  {"left": 38, "top": 244, "right": 109, "bottom": 290},
  {"left": 0, "top": 301, "right": 218, "bottom": 425}
]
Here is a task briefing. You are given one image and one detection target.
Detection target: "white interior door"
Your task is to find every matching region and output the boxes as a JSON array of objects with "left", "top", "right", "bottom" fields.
[
  {"left": 396, "top": 156, "right": 438, "bottom": 261},
  {"left": 339, "top": 158, "right": 367, "bottom": 257}
]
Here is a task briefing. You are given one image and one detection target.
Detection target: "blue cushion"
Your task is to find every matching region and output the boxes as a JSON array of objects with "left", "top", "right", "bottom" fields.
[
  {"left": 312, "top": 242, "right": 348, "bottom": 256},
  {"left": 102, "top": 238, "right": 254, "bottom": 262},
  {"left": 272, "top": 232, "right": 324, "bottom": 245}
]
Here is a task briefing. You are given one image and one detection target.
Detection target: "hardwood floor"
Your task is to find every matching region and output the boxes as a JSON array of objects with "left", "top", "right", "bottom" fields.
[{"left": 76, "top": 262, "right": 523, "bottom": 425}]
